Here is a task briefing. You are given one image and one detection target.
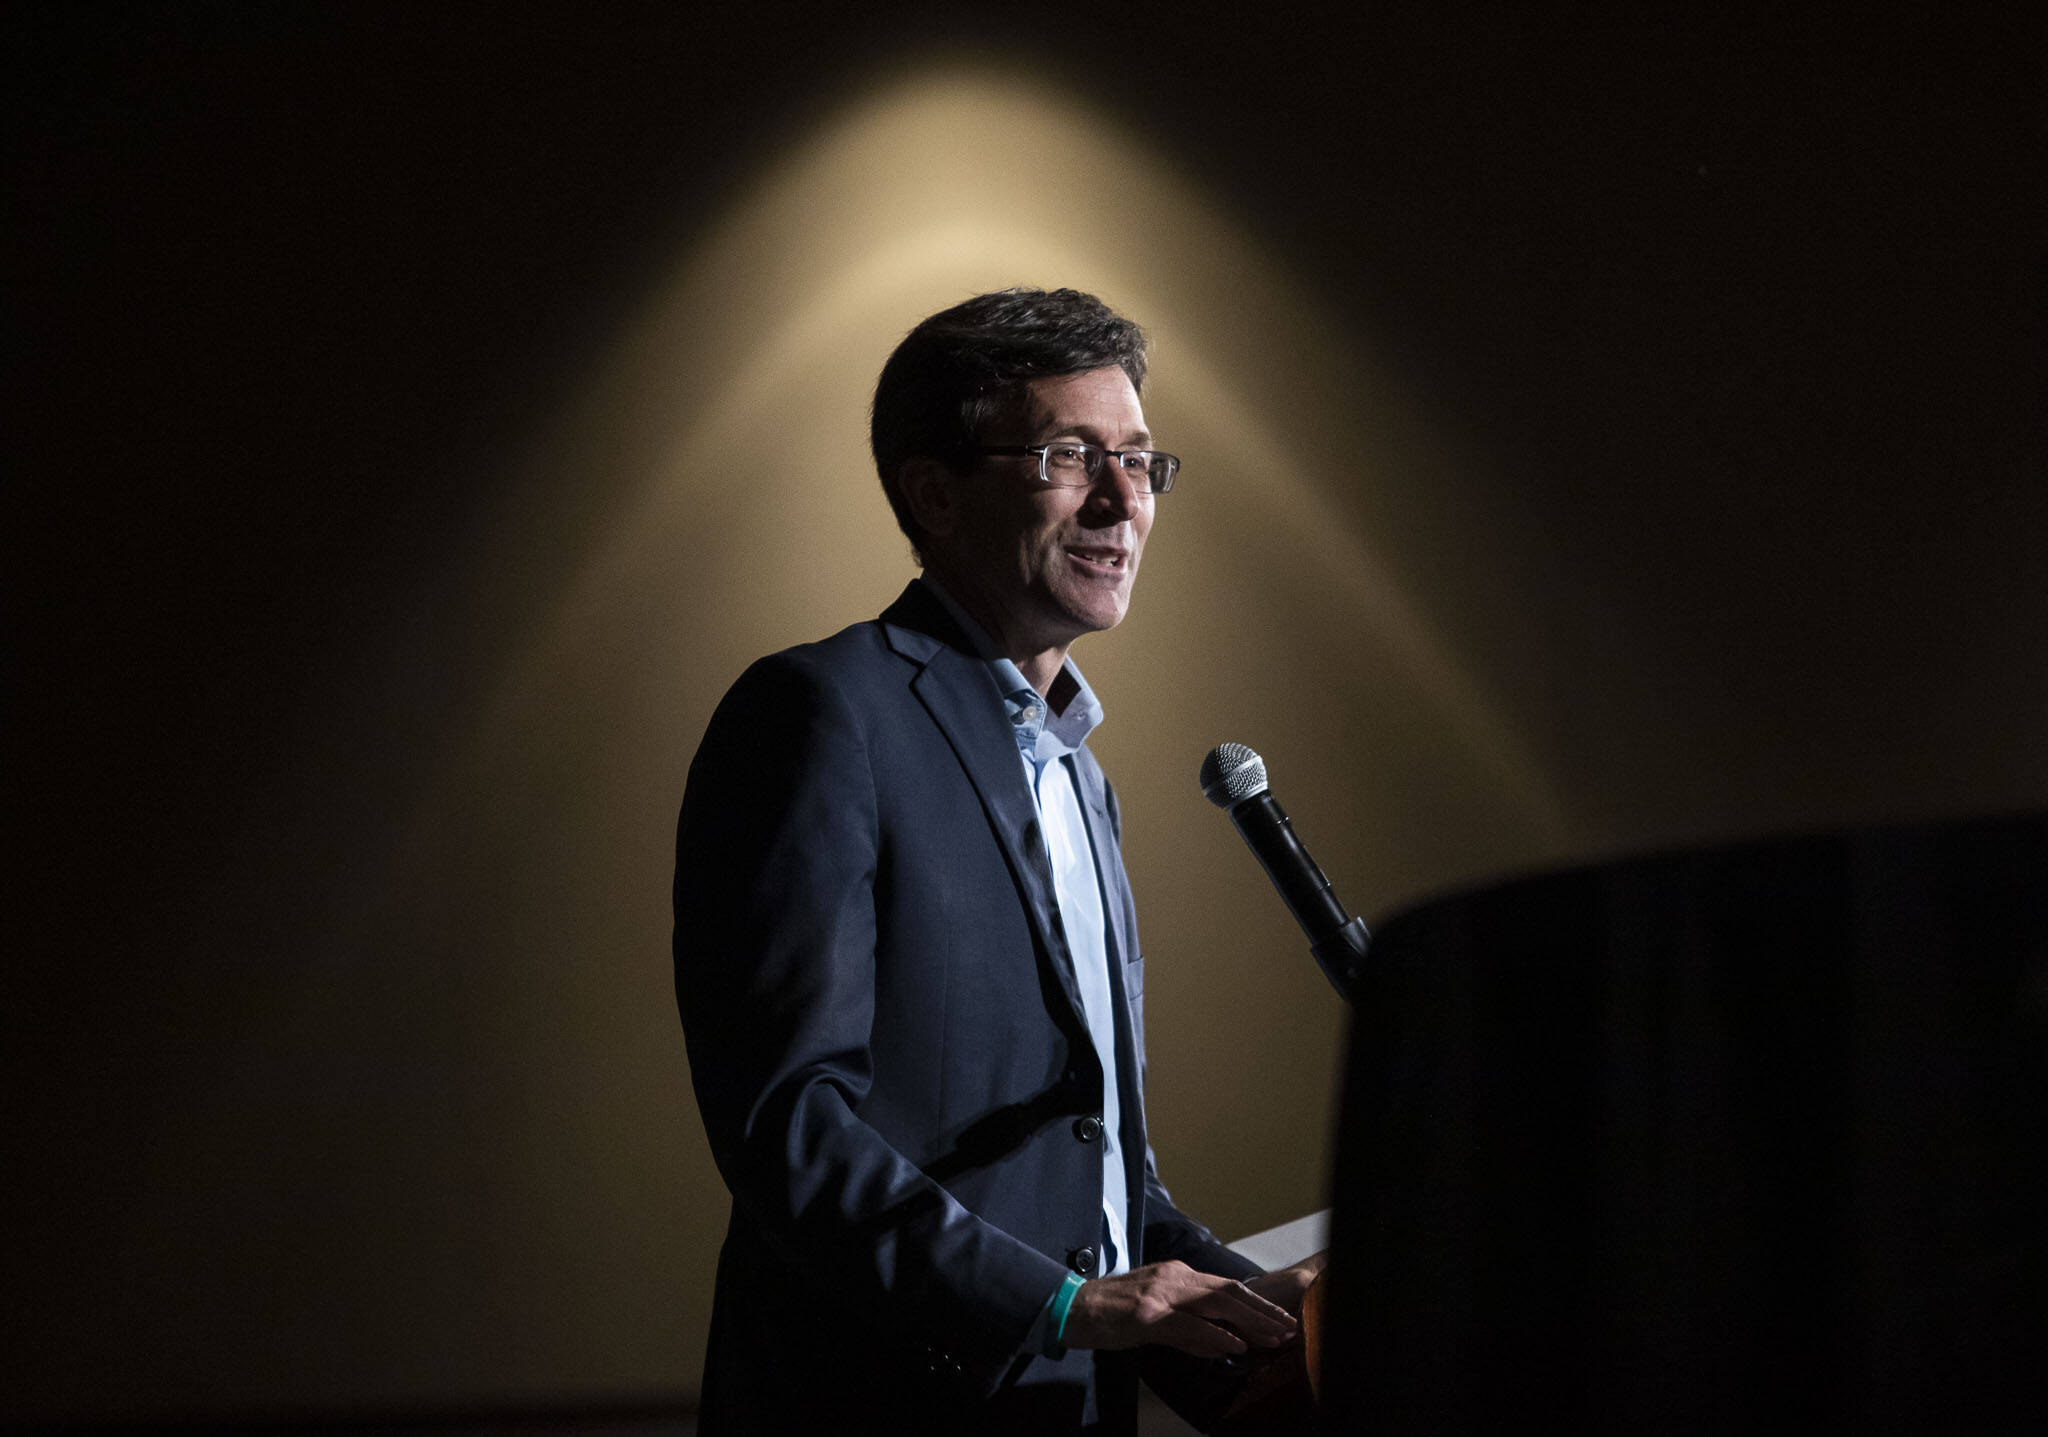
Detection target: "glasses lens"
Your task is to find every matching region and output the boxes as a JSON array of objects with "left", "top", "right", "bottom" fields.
[
  {"left": 1142, "top": 452, "right": 1178, "bottom": 493},
  {"left": 1041, "top": 443, "right": 1097, "bottom": 484}
]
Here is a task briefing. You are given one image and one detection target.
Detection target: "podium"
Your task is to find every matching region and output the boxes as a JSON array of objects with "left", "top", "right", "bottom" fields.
[{"left": 1319, "top": 812, "right": 2046, "bottom": 1431}]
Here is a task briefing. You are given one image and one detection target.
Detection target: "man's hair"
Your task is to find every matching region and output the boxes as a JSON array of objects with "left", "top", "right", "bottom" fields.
[{"left": 870, "top": 287, "right": 1148, "bottom": 559}]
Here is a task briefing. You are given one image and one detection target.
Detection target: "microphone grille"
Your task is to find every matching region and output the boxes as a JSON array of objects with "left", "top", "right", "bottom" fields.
[{"left": 1199, "top": 742, "right": 1269, "bottom": 807}]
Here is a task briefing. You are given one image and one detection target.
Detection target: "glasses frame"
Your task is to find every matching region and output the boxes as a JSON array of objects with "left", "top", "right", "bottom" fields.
[{"left": 974, "top": 442, "right": 1180, "bottom": 494}]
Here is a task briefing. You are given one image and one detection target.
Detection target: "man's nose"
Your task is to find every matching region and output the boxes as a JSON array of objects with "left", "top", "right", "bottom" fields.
[{"left": 1087, "top": 459, "right": 1145, "bottom": 518}]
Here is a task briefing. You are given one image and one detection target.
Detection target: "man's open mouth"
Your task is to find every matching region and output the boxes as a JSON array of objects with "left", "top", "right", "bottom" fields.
[{"left": 1067, "top": 547, "right": 1127, "bottom": 569}]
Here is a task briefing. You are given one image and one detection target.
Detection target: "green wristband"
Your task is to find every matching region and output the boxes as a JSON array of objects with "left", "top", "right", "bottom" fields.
[{"left": 1051, "top": 1271, "right": 1085, "bottom": 1346}]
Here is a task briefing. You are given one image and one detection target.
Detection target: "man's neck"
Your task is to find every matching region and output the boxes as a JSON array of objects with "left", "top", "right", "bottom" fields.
[
  {"left": 921, "top": 567, "right": 1072, "bottom": 699},
  {"left": 1012, "top": 649, "right": 1069, "bottom": 700}
]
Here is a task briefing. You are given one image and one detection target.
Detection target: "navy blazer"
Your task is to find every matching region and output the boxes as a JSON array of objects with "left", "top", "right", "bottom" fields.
[{"left": 674, "top": 581, "right": 1255, "bottom": 1434}]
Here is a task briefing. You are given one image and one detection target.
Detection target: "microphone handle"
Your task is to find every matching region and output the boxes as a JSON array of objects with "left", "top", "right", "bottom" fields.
[
  {"left": 1229, "top": 791, "right": 1352, "bottom": 941},
  {"left": 1229, "top": 791, "right": 1372, "bottom": 1002}
]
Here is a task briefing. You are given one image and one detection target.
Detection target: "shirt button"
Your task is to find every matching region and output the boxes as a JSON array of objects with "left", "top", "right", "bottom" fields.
[{"left": 1073, "top": 1116, "right": 1103, "bottom": 1143}]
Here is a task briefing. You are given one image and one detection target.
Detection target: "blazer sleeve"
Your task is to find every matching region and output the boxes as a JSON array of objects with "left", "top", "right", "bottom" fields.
[
  {"left": 673, "top": 649, "right": 1069, "bottom": 1376},
  {"left": 1140, "top": 1169, "right": 1262, "bottom": 1282}
]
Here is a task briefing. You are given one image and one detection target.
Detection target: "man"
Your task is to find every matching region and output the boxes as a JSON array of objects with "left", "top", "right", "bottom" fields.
[{"left": 674, "top": 289, "right": 1314, "bottom": 1433}]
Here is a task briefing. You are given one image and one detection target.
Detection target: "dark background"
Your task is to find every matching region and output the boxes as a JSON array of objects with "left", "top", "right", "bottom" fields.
[{"left": 8, "top": 2, "right": 2043, "bottom": 1424}]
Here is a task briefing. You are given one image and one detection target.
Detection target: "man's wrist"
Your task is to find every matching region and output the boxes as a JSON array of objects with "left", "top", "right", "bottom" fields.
[{"left": 1037, "top": 1271, "right": 1086, "bottom": 1358}]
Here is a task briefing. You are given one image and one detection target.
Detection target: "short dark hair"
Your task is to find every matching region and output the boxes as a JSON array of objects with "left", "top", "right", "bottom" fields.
[{"left": 870, "top": 287, "right": 1148, "bottom": 558}]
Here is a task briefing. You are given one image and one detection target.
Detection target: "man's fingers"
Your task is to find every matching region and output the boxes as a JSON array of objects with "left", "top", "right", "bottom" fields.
[
  {"left": 1201, "top": 1280, "right": 1297, "bottom": 1342},
  {"left": 1220, "top": 1279, "right": 1295, "bottom": 1322}
]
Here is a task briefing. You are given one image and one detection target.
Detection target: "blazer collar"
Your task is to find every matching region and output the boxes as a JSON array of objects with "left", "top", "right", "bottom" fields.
[{"left": 878, "top": 578, "right": 972, "bottom": 667}]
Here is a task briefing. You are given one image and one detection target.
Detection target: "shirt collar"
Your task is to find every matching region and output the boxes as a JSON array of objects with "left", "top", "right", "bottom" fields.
[{"left": 915, "top": 575, "right": 1104, "bottom": 762}]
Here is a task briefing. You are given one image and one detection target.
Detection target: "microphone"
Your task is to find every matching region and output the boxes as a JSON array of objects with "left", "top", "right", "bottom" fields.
[{"left": 1200, "top": 743, "right": 1369, "bottom": 1001}]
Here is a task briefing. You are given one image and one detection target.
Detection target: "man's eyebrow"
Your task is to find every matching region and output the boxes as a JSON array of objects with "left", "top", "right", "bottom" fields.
[{"left": 1033, "top": 416, "right": 1155, "bottom": 446}]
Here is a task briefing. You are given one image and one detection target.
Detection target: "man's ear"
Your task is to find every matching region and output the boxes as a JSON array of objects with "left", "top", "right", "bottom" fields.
[{"left": 898, "top": 457, "right": 962, "bottom": 542}]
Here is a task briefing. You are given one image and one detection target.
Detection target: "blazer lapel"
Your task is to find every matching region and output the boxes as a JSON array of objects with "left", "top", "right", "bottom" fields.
[
  {"left": 1070, "top": 751, "right": 1137, "bottom": 970},
  {"left": 880, "top": 588, "right": 1091, "bottom": 1040}
]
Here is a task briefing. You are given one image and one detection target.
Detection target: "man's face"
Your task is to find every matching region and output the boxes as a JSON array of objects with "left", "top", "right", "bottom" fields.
[{"left": 947, "top": 365, "right": 1157, "bottom": 658}]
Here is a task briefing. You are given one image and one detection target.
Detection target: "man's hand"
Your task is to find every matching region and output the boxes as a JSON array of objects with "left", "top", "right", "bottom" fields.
[
  {"left": 1061, "top": 1260, "right": 1298, "bottom": 1359},
  {"left": 1242, "top": 1250, "right": 1328, "bottom": 1319}
]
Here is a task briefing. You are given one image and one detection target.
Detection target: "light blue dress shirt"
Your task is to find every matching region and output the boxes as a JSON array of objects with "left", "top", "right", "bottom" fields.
[
  {"left": 993, "top": 655, "right": 1132, "bottom": 1280},
  {"left": 918, "top": 579, "right": 1134, "bottom": 1349}
]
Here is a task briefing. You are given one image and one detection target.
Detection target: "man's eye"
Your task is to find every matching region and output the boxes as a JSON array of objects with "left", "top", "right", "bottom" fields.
[
  {"left": 1117, "top": 451, "right": 1148, "bottom": 470},
  {"left": 1046, "top": 444, "right": 1089, "bottom": 464}
]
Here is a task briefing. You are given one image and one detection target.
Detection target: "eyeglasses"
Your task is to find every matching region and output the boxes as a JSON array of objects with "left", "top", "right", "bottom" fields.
[{"left": 975, "top": 442, "right": 1180, "bottom": 494}]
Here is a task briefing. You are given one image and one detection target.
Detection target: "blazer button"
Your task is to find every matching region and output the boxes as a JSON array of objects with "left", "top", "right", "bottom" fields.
[
  {"left": 1073, "top": 1116, "right": 1103, "bottom": 1143},
  {"left": 1069, "top": 1246, "right": 1098, "bottom": 1277}
]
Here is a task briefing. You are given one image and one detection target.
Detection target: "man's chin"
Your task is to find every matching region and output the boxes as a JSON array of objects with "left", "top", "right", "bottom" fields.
[
  {"left": 1061, "top": 597, "right": 1130, "bottom": 637},
  {"left": 1024, "top": 582, "right": 1133, "bottom": 648}
]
